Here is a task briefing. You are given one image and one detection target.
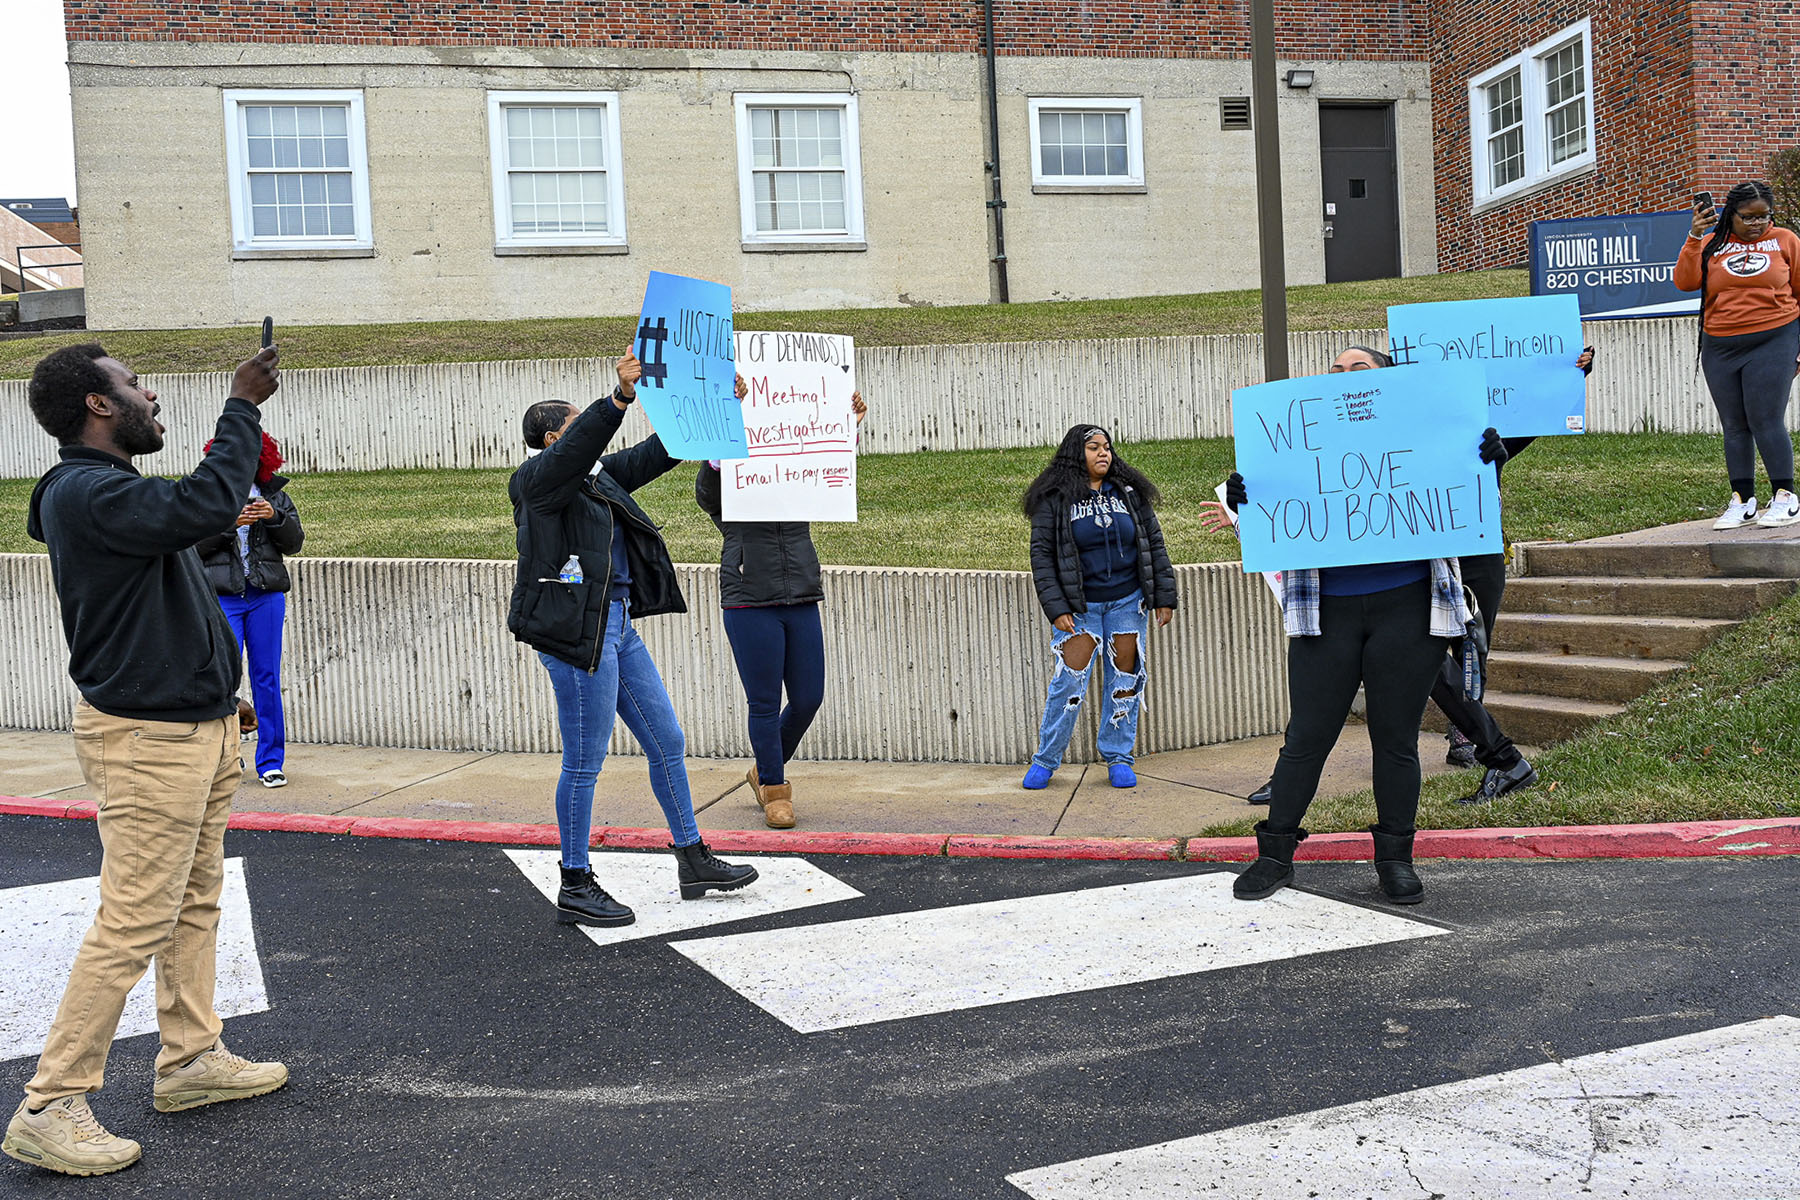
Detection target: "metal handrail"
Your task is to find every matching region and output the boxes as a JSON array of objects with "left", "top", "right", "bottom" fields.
[{"left": 14, "top": 241, "right": 82, "bottom": 292}]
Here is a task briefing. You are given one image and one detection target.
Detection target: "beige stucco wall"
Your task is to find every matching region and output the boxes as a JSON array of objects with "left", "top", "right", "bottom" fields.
[
  {"left": 993, "top": 57, "right": 1434, "bottom": 301},
  {"left": 68, "top": 41, "right": 1431, "bottom": 329}
]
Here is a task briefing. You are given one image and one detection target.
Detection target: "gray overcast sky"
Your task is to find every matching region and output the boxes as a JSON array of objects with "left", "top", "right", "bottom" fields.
[{"left": 0, "top": 0, "right": 77, "bottom": 203}]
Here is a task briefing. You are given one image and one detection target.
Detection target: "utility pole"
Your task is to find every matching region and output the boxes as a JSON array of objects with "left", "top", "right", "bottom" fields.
[{"left": 1249, "top": 0, "right": 1289, "bottom": 381}]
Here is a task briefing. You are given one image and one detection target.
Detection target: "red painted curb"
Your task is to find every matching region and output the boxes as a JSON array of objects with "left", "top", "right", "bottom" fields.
[
  {"left": 230, "top": 811, "right": 357, "bottom": 835},
  {"left": 1181, "top": 817, "right": 1800, "bottom": 862},
  {"left": 947, "top": 835, "right": 1181, "bottom": 861},
  {"left": 0, "top": 797, "right": 86, "bottom": 818},
  {"left": 4, "top": 797, "right": 1799, "bottom": 862},
  {"left": 688, "top": 829, "right": 951, "bottom": 857},
  {"left": 345, "top": 816, "right": 562, "bottom": 846}
]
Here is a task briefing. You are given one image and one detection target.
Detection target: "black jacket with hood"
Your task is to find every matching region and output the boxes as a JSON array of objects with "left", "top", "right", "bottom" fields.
[
  {"left": 694, "top": 463, "right": 825, "bottom": 608},
  {"left": 27, "top": 397, "right": 263, "bottom": 722},
  {"left": 195, "top": 474, "right": 304, "bottom": 594},
  {"left": 507, "top": 396, "right": 686, "bottom": 669},
  {"left": 1028, "top": 480, "right": 1179, "bottom": 624}
]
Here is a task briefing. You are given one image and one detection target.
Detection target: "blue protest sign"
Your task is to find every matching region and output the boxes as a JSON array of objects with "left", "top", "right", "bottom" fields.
[
  {"left": 1530, "top": 210, "right": 1699, "bottom": 319},
  {"left": 634, "top": 270, "right": 748, "bottom": 459},
  {"left": 1232, "top": 362, "right": 1501, "bottom": 574},
  {"left": 1386, "top": 294, "right": 1587, "bottom": 438}
]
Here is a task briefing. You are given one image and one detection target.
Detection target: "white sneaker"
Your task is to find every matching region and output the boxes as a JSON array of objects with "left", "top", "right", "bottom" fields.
[
  {"left": 1757, "top": 488, "right": 1800, "bottom": 528},
  {"left": 1714, "top": 493, "right": 1758, "bottom": 529},
  {"left": 259, "top": 770, "right": 288, "bottom": 789}
]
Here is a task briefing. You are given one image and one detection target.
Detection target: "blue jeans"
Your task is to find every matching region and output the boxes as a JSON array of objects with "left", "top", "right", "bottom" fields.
[
  {"left": 720, "top": 603, "right": 826, "bottom": 787},
  {"left": 219, "top": 586, "right": 286, "bottom": 775},
  {"left": 1031, "top": 590, "right": 1149, "bottom": 770},
  {"left": 537, "top": 600, "right": 701, "bottom": 869}
]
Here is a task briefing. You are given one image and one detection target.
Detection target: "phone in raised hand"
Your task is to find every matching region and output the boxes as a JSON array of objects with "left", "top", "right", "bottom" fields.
[{"left": 261, "top": 316, "right": 274, "bottom": 349}]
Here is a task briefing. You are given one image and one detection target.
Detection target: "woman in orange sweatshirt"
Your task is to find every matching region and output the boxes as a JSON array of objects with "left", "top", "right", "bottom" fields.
[{"left": 1675, "top": 180, "right": 1800, "bottom": 529}]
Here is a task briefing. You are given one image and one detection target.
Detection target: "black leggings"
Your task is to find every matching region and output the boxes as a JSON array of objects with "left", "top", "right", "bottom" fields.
[
  {"left": 1267, "top": 580, "right": 1450, "bottom": 837},
  {"left": 1701, "top": 319, "right": 1799, "bottom": 495},
  {"left": 1430, "top": 552, "right": 1520, "bottom": 770}
]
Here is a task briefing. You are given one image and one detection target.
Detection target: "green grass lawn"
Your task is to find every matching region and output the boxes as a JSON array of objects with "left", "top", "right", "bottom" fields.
[
  {"left": 0, "top": 431, "right": 1734, "bottom": 566},
  {"left": 0, "top": 270, "right": 1527, "bottom": 380},
  {"left": 1199, "top": 591, "right": 1800, "bottom": 837}
]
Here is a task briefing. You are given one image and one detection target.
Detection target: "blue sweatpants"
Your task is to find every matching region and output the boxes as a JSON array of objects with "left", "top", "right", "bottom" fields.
[
  {"left": 719, "top": 603, "right": 826, "bottom": 786},
  {"left": 219, "top": 586, "right": 287, "bottom": 775}
]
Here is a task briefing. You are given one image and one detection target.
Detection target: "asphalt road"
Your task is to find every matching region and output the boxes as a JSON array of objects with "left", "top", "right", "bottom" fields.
[{"left": 1, "top": 815, "right": 1795, "bottom": 1199}]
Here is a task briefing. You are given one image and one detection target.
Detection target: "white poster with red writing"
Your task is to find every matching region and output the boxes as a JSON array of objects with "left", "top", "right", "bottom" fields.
[{"left": 720, "top": 330, "right": 858, "bottom": 522}]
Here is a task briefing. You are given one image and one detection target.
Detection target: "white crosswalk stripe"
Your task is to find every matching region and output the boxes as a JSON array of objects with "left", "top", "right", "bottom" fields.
[
  {"left": 672, "top": 871, "right": 1445, "bottom": 1032},
  {"left": 0, "top": 858, "right": 270, "bottom": 1063},
  {"left": 1007, "top": 1015, "right": 1800, "bottom": 1199},
  {"left": 503, "top": 849, "right": 862, "bottom": 947}
]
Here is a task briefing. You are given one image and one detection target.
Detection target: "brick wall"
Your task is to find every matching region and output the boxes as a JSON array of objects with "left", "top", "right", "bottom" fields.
[
  {"left": 1691, "top": 0, "right": 1800, "bottom": 194},
  {"left": 60, "top": 0, "right": 1427, "bottom": 58},
  {"left": 1431, "top": 0, "right": 1697, "bottom": 272}
]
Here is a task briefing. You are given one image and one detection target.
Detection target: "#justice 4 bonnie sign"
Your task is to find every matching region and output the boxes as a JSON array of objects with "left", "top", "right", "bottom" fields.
[
  {"left": 720, "top": 331, "right": 859, "bottom": 522},
  {"left": 1231, "top": 362, "right": 1501, "bottom": 574}
]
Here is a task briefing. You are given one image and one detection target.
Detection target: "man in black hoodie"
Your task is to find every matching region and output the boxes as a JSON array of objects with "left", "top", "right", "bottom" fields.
[{"left": 3, "top": 343, "right": 286, "bottom": 1179}]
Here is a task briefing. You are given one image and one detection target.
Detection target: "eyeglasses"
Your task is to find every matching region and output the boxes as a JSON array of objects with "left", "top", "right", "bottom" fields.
[{"left": 1737, "top": 212, "right": 1775, "bottom": 224}]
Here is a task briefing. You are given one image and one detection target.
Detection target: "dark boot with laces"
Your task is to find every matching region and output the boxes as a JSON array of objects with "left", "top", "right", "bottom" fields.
[
  {"left": 672, "top": 840, "right": 759, "bottom": 900},
  {"left": 1369, "top": 826, "right": 1424, "bottom": 905},
  {"left": 557, "top": 866, "right": 635, "bottom": 926},
  {"left": 1233, "top": 822, "right": 1308, "bottom": 900}
]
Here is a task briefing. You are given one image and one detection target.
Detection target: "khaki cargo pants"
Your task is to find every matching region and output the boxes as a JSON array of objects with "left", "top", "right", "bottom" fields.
[{"left": 25, "top": 700, "right": 241, "bottom": 1105}]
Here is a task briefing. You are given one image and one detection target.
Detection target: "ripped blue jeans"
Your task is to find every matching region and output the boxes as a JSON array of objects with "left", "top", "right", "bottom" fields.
[{"left": 1031, "top": 589, "right": 1148, "bottom": 770}]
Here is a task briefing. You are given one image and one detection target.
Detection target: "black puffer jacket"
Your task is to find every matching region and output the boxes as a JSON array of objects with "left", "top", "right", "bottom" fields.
[
  {"left": 1029, "top": 482, "right": 1178, "bottom": 623},
  {"left": 508, "top": 396, "right": 686, "bottom": 669},
  {"left": 195, "top": 475, "right": 304, "bottom": 594},
  {"left": 694, "top": 464, "right": 824, "bottom": 608}
]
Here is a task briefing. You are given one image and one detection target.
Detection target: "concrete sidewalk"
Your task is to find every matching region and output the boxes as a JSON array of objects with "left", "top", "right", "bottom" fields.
[{"left": 0, "top": 724, "right": 1486, "bottom": 840}]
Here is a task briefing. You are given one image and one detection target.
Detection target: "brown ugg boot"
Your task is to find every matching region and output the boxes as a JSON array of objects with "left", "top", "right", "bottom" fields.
[
  {"left": 761, "top": 781, "right": 795, "bottom": 829},
  {"left": 746, "top": 764, "right": 764, "bottom": 805}
]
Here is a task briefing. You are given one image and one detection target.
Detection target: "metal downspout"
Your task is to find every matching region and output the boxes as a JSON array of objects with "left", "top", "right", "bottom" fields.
[{"left": 983, "top": 0, "right": 1012, "bottom": 303}]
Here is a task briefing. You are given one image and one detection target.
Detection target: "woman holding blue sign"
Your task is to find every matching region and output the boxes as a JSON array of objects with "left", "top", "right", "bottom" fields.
[
  {"left": 696, "top": 386, "right": 868, "bottom": 830},
  {"left": 1021, "top": 425, "right": 1177, "bottom": 791},
  {"left": 508, "top": 352, "right": 759, "bottom": 928},
  {"left": 1676, "top": 181, "right": 1800, "bottom": 529},
  {"left": 1224, "top": 348, "right": 1503, "bottom": 905}
]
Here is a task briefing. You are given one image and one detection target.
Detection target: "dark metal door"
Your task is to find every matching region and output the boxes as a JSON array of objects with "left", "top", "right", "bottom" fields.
[{"left": 1319, "top": 104, "right": 1401, "bottom": 282}]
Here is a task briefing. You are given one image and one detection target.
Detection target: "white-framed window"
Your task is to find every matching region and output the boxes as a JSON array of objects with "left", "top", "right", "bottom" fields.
[
  {"left": 486, "top": 91, "right": 627, "bottom": 250},
  {"left": 734, "top": 93, "right": 865, "bottom": 247},
  {"left": 222, "top": 89, "right": 373, "bottom": 252},
  {"left": 1467, "top": 19, "right": 1595, "bottom": 205},
  {"left": 1028, "top": 97, "right": 1145, "bottom": 187}
]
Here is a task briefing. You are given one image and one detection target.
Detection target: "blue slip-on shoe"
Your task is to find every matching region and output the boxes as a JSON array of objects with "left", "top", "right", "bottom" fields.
[
  {"left": 1108, "top": 763, "right": 1137, "bottom": 788},
  {"left": 1021, "top": 764, "right": 1054, "bottom": 790}
]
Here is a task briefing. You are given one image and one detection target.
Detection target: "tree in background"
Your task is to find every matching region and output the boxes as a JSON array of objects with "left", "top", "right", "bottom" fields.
[{"left": 1770, "top": 149, "right": 1800, "bottom": 234}]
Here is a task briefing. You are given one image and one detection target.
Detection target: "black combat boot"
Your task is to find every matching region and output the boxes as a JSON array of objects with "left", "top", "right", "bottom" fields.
[
  {"left": 671, "top": 840, "right": 759, "bottom": 900},
  {"left": 557, "top": 867, "right": 635, "bottom": 926},
  {"left": 1369, "top": 826, "right": 1424, "bottom": 905},
  {"left": 1233, "top": 822, "right": 1308, "bottom": 900}
]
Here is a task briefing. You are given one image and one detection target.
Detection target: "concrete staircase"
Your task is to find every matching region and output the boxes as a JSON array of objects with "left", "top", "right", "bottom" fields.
[{"left": 1469, "top": 533, "right": 1800, "bottom": 746}]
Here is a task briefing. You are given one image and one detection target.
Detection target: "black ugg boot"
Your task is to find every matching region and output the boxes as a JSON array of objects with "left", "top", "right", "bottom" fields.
[
  {"left": 1233, "top": 822, "right": 1308, "bottom": 900},
  {"left": 1369, "top": 826, "right": 1424, "bottom": 905},
  {"left": 557, "top": 867, "right": 636, "bottom": 926},
  {"left": 672, "top": 840, "right": 760, "bottom": 900}
]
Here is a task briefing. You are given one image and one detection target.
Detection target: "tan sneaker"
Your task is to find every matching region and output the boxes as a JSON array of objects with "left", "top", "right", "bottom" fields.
[
  {"left": 2, "top": 1096, "right": 142, "bottom": 1176},
  {"left": 761, "top": 781, "right": 796, "bottom": 829},
  {"left": 153, "top": 1042, "right": 288, "bottom": 1113}
]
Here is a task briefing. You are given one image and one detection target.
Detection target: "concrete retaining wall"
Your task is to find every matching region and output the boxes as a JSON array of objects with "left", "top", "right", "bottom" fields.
[
  {"left": 0, "top": 317, "right": 1768, "bottom": 479},
  {"left": 0, "top": 555, "right": 1289, "bottom": 763}
]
